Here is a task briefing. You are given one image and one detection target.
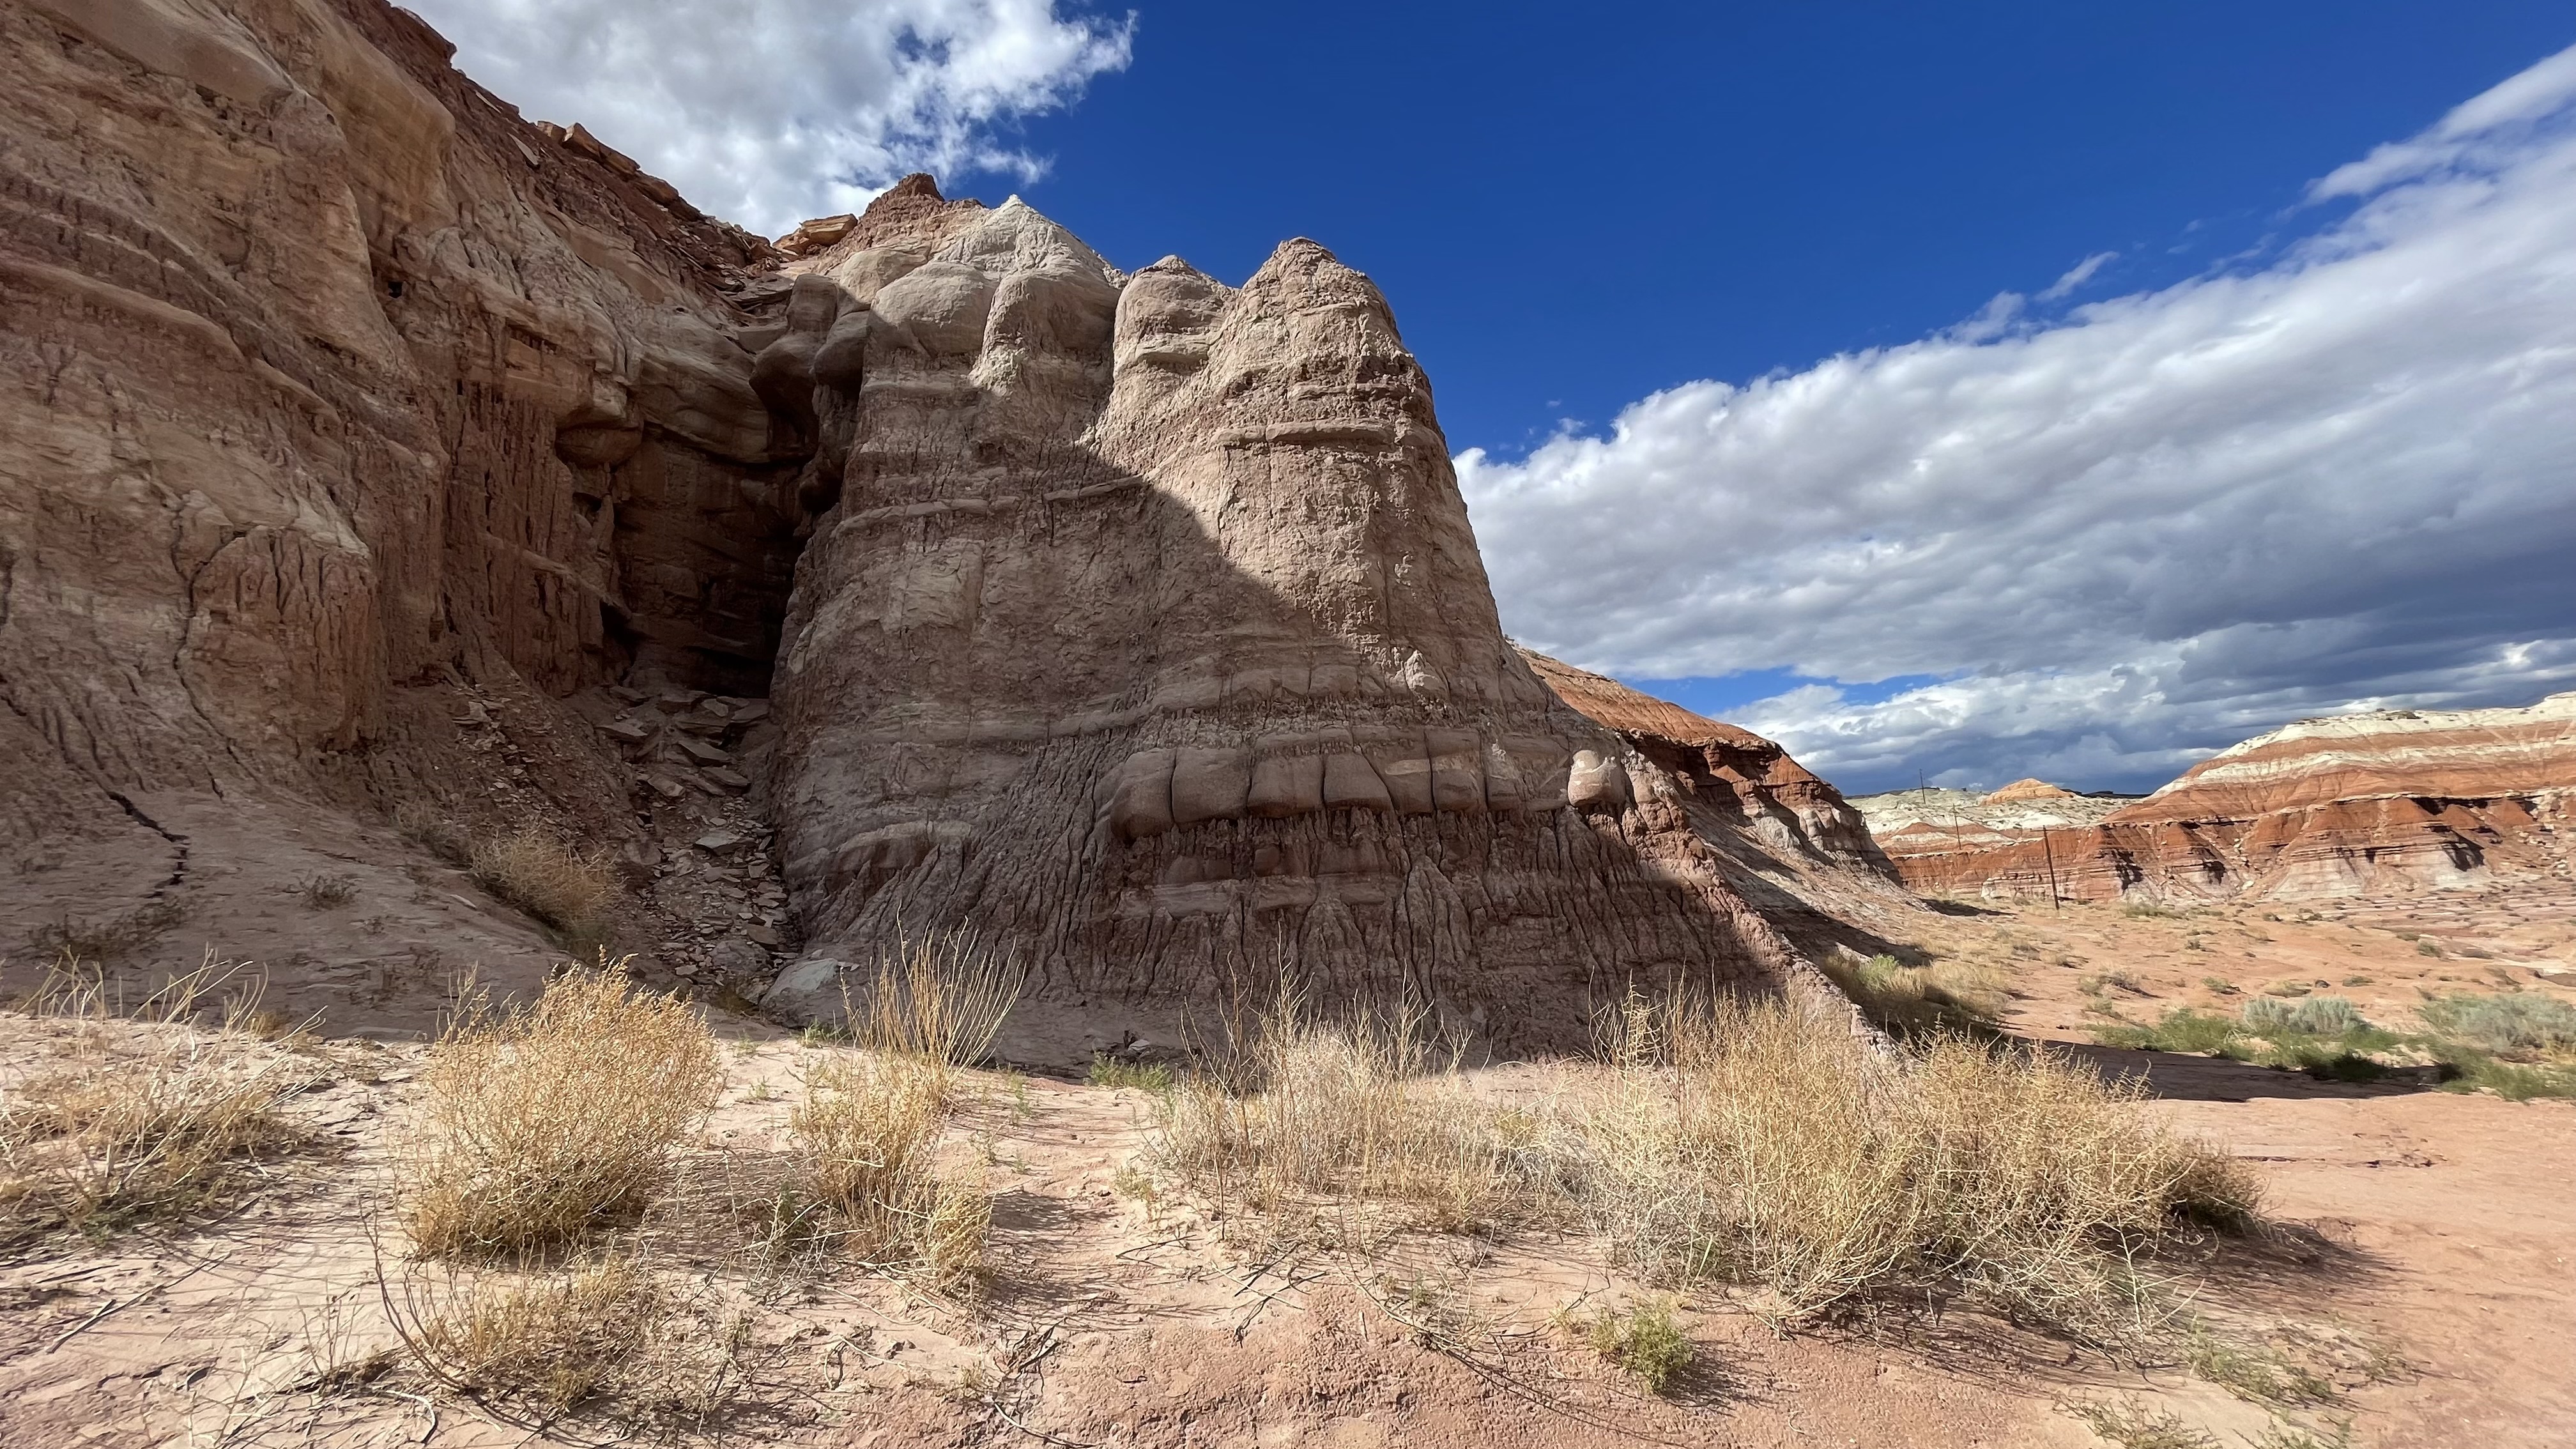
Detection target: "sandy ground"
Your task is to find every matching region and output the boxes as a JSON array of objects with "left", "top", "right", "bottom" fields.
[{"left": 1, "top": 885, "right": 2569, "bottom": 1447}]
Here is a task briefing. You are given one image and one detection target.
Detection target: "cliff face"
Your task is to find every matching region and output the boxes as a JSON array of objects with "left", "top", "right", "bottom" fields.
[
  {"left": 1, "top": 0, "right": 798, "bottom": 861},
  {"left": 1874, "top": 696, "right": 2576, "bottom": 903},
  {"left": 3, "top": 0, "right": 1890, "bottom": 1043}
]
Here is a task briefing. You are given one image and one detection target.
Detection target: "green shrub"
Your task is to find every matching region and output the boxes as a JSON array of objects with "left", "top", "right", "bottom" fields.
[
  {"left": 2441, "top": 1051, "right": 2576, "bottom": 1100},
  {"left": 1586, "top": 1296, "right": 1692, "bottom": 1395},
  {"left": 2095, "top": 1009, "right": 2243, "bottom": 1057},
  {"left": 2418, "top": 993, "right": 2576, "bottom": 1057},
  {"left": 2242, "top": 997, "right": 2369, "bottom": 1037}
]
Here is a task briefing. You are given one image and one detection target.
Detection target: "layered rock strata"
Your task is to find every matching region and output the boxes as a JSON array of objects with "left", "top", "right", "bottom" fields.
[
  {"left": 0, "top": 0, "right": 820, "bottom": 996},
  {"left": 1518, "top": 651, "right": 1893, "bottom": 874},
  {"left": 0, "top": 0, "right": 802, "bottom": 841},
  {"left": 1874, "top": 696, "right": 2576, "bottom": 903},
  {"left": 3, "top": 0, "right": 1883, "bottom": 1043},
  {"left": 753, "top": 207, "right": 1844, "bottom": 1043},
  {"left": 1509, "top": 653, "right": 1931, "bottom": 965},
  {"left": 1851, "top": 785, "right": 2136, "bottom": 845}
]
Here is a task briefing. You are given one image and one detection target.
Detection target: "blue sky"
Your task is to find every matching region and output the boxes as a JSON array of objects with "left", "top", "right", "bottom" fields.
[
  {"left": 413, "top": 0, "right": 2576, "bottom": 795},
  {"left": 1004, "top": 2, "right": 2573, "bottom": 449}
]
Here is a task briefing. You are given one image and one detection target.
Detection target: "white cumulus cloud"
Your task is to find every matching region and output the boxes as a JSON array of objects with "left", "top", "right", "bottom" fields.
[
  {"left": 1458, "top": 45, "right": 2576, "bottom": 795},
  {"left": 406, "top": 0, "right": 1133, "bottom": 236}
]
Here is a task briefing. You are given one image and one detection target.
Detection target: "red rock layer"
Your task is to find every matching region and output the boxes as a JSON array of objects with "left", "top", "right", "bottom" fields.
[
  {"left": 1878, "top": 696, "right": 2576, "bottom": 902},
  {"left": 1516, "top": 652, "right": 1894, "bottom": 876}
]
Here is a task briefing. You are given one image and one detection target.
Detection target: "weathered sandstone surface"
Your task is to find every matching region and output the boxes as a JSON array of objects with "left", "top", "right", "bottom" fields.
[
  {"left": 0, "top": 0, "right": 824, "bottom": 1002},
  {"left": 1, "top": 0, "right": 1887, "bottom": 1045},
  {"left": 750, "top": 201, "right": 1867, "bottom": 1043},
  {"left": 1871, "top": 696, "right": 2576, "bottom": 903},
  {"left": 1519, "top": 652, "right": 1891, "bottom": 873}
]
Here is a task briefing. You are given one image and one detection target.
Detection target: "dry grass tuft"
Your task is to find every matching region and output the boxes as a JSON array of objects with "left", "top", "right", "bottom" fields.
[
  {"left": 24, "top": 898, "right": 188, "bottom": 963},
  {"left": 1572, "top": 994, "right": 2258, "bottom": 1342},
  {"left": 468, "top": 827, "right": 616, "bottom": 947},
  {"left": 1141, "top": 984, "right": 2257, "bottom": 1345},
  {"left": 1153, "top": 988, "right": 1545, "bottom": 1236},
  {"left": 295, "top": 872, "right": 358, "bottom": 910},
  {"left": 2067, "top": 1400, "right": 2220, "bottom": 1449},
  {"left": 402, "top": 970, "right": 721, "bottom": 1257},
  {"left": 782, "top": 932, "right": 1018, "bottom": 1290},
  {"left": 387, "top": 1248, "right": 752, "bottom": 1425},
  {"left": 789, "top": 1052, "right": 989, "bottom": 1291},
  {"left": 838, "top": 931, "right": 1023, "bottom": 1077},
  {"left": 395, "top": 801, "right": 473, "bottom": 866},
  {"left": 0, "top": 954, "right": 307, "bottom": 1241},
  {"left": 1819, "top": 951, "right": 2009, "bottom": 1037}
]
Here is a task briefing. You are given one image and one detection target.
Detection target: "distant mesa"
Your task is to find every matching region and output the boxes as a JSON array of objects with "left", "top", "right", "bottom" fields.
[
  {"left": 1859, "top": 694, "right": 2576, "bottom": 903},
  {"left": 1979, "top": 778, "right": 2073, "bottom": 805}
]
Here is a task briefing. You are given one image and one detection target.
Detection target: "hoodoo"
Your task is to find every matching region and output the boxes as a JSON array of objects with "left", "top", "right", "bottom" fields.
[{"left": 753, "top": 195, "right": 1857, "bottom": 1041}]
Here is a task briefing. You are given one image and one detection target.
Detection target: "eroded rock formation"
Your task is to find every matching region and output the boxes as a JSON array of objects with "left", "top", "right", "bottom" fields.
[
  {"left": 0, "top": 0, "right": 799, "bottom": 843},
  {"left": 0, "top": 0, "right": 818, "bottom": 996},
  {"left": 3, "top": 0, "right": 1885, "bottom": 1045},
  {"left": 1871, "top": 696, "right": 2576, "bottom": 903},
  {"left": 749, "top": 202, "right": 1859, "bottom": 1043},
  {"left": 1519, "top": 652, "right": 1892, "bottom": 873}
]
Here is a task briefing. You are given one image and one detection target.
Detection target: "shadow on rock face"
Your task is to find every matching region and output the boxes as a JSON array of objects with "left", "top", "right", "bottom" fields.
[{"left": 751, "top": 206, "right": 1841, "bottom": 1055}]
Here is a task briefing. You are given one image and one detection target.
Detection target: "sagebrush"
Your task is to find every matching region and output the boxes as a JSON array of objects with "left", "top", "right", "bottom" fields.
[{"left": 2417, "top": 992, "right": 2576, "bottom": 1057}]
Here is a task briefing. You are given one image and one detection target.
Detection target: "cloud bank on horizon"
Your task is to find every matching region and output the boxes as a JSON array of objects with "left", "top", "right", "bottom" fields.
[
  {"left": 405, "top": 0, "right": 1132, "bottom": 238},
  {"left": 1457, "top": 45, "right": 2576, "bottom": 797}
]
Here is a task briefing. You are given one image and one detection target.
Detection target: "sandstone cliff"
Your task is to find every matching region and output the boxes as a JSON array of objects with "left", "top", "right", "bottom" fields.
[
  {"left": 2, "top": 0, "right": 1892, "bottom": 1045},
  {"left": 1871, "top": 695, "right": 2576, "bottom": 903},
  {"left": 1506, "top": 651, "right": 1928, "bottom": 968}
]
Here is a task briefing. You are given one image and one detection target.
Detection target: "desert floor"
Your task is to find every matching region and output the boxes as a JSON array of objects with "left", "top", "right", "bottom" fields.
[{"left": 1, "top": 883, "right": 2568, "bottom": 1448}]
